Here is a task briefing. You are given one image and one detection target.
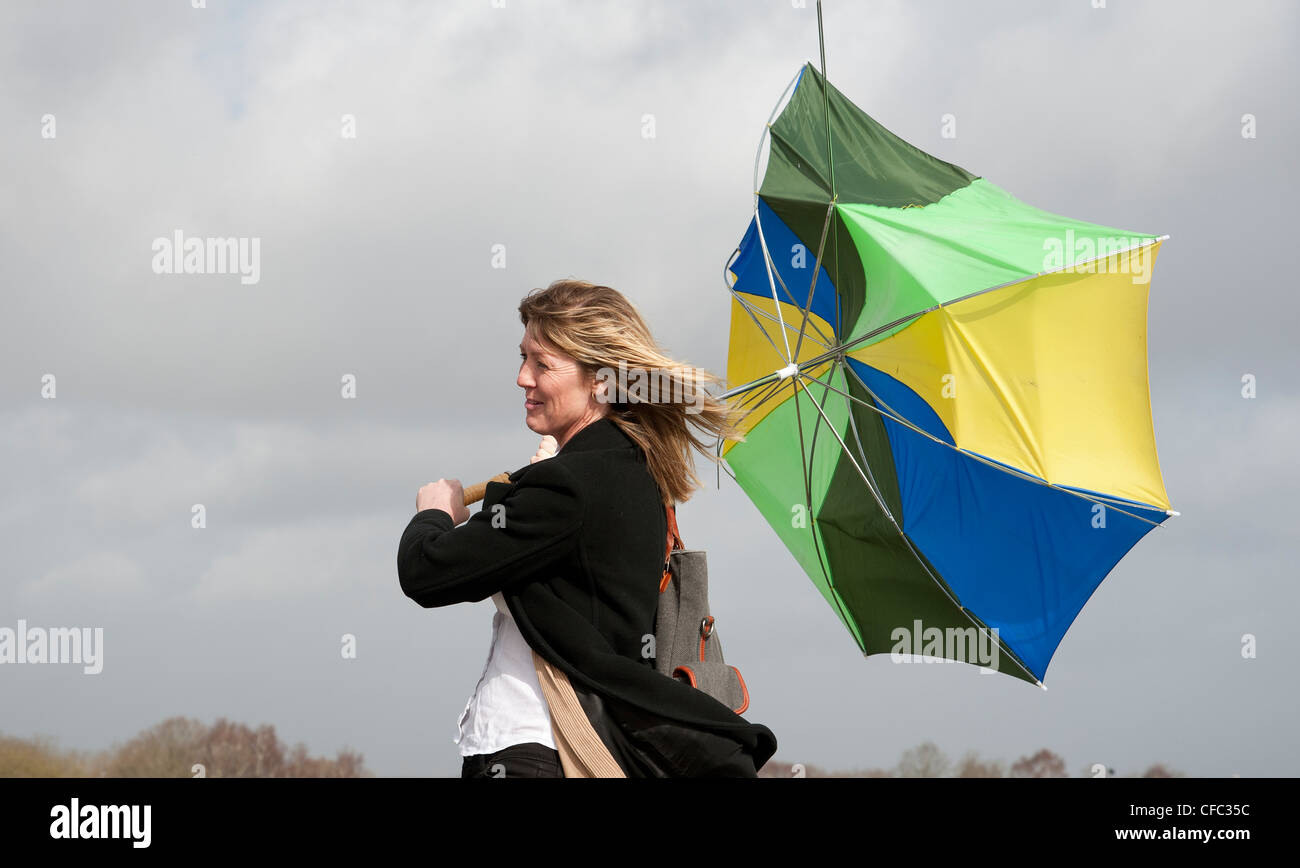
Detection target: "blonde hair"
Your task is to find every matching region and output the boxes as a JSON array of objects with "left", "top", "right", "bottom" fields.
[{"left": 518, "top": 279, "right": 740, "bottom": 507}]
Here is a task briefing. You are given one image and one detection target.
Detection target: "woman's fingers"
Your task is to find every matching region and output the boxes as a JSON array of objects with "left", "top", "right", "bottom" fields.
[
  {"left": 417, "top": 478, "right": 469, "bottom": 524},
  {"left": 530, "top": 435, "right": 558, "bottom": 464}
]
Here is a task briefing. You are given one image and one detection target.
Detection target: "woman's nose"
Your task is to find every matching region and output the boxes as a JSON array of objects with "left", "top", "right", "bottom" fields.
[{"left": 517, "top": 365, "right": 533, "bottom": 388}]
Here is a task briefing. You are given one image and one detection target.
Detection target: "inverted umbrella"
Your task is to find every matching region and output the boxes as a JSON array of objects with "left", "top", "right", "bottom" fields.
[{"left": 719, "top": 55, "right": 1177, "bottom": 687}]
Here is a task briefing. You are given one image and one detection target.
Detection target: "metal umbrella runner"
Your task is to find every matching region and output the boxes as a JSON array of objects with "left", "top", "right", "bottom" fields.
[{"left": 717, "top": 10, "right": 1177, "bottom": 687}]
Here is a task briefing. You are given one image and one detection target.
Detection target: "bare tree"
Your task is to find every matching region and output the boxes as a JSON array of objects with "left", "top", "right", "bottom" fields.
[
  {"left": 1139, "top": 763, "right": 1183, "bottom": 778},
  {"left": 953, "top": 751, "right": 1005, "bottom": 778},
  {"left": 26, "top": 715, "right": 371, "bottom": 778},
  {"left": 1009, "top": 748, "right": 1067, "bottom": 778},
  {"left": 98, "top": 717, "right": 209, "bottom": 777},
  {"left": 0, "top": 734, "right": 91, "bottom": 777},
  {"left": 896, "top": 741, "right": 951, "bottom": 777}
]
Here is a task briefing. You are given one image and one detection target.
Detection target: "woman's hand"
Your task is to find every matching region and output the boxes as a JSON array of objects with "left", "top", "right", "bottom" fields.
[
  {"left": 416, "top": 478, "right": 470, "bottom": 525},
  {"left": 530, "top": 435, "right": 558, "bottom": 464}
]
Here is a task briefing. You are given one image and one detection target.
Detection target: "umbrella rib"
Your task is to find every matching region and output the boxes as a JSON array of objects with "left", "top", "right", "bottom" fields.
[
  {"left": 791, "top": 371, "right": 903, "bottom": 536},
  {"left": 838, "top": 358, "right": 892, "bottom": 521},
  {"left": 745, "top": 63, "right": 839, "bottom": 365},
  {"left": 728, "top": 224, "right": 836, "bottom": 351},
  {"left": 719, "top": 269, "right": 833, "bottom": 408},
  {"left": 731, "top": 288, "right": 834, "bottom": 354},
  {"left": 761, "top": 246, "right": 836, "bottom": 350},
  {"left": 816, "top": 4, "right": 836, "bottom": 198},
  {"left": 713, "top": 367, "right": 796, "bottom": 485},
  {"left": 754, "top": 213, "right": 793, "bottom": 362},
  {"left": 794, "top": 2, "right": 839, "bottom": 365},
  {"left": 766, "top": 128, "right": 833, "bottom": 194},
  {"left": 800, "top": 362, "right": 1171, "bottom": 529},
  {"left": 791, "top": 199, "right": 838, "bottom": 364},
  {"left": 722, "top": 281, "right": 790, "bottom": 364},
  {"left": 733, "top": 375, "right": 784, "bottom": 411},
  {"left": 796, "top": 368, "right": 1043, "bottom": 685},
  {"left": 714, "top": 450, "right": 739, "bottom": 485},
  {"left": 748, "top": 71, "right": 809, "bottom": 368},
  {"left": 788, "top": 366, "right": 861, "bottom": 647},
  {"left": 721, "top": 261, "right": 835, "bottom": 408},
  {"left": 727, "top": 261, "right": 832, "bottom": 357},
  {"left": 751, "top": 68, "right": 805, "bottom": 195},
  {"left": 815, "top": 235, "right": 1169, "bottom": 363},
  {"left": 728, "top": 375, "right": 789, "bottom": 426}
]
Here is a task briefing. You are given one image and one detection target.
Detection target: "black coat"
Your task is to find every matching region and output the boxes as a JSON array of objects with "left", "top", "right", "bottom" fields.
[{"left": 398, "top": 417, "right": 777, "bottom": 776}]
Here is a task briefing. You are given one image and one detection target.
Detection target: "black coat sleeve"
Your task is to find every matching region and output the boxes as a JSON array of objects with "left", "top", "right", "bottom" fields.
[{"left": 397, "top": 459, "right": 584, "bottom": 608}]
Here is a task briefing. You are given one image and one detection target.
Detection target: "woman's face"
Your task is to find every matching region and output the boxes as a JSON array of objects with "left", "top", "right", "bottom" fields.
[{"left": 517, "top": 328, "right": 607, "bottom": 448}]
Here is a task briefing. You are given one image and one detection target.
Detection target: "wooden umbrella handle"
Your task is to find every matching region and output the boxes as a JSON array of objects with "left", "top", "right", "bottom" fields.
[{"left": 462, "top": 471, "right": 512, "bottom": 506}]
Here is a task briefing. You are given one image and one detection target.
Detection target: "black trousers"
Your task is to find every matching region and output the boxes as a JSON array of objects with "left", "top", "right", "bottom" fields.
[{"left": 460, "top": 741, "right": 564, "bottom": 778}]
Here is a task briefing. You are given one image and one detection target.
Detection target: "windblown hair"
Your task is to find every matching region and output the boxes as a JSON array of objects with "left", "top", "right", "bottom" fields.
[{"left": 518, "top": 279, "right": 741, "bottom": 507}]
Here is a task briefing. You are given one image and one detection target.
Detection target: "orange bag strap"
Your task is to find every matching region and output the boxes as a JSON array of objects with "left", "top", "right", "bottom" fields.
[{"left": 659, "top": 505, "right": 683, "bottom": 593}]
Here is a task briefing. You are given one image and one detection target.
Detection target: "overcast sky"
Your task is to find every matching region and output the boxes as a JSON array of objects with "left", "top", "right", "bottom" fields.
[{"left": 2, "top": 0, "right": 1296, "bottom": 778}]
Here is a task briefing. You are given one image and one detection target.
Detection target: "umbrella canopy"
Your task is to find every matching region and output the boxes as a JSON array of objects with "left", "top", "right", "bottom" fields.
[{"left": 721, "top": 61, "right": 1176, "bottom": 686}]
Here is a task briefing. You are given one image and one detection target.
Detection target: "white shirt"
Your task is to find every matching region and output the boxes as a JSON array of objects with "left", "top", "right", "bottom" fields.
[{"left": 454, "top": 591, "right": 556, "bottom": 756}]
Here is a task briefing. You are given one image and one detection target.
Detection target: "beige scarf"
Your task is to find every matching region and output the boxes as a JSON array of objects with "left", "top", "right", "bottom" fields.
[{"left": 531, "top": 649, "right": 626, "bottom": 778}]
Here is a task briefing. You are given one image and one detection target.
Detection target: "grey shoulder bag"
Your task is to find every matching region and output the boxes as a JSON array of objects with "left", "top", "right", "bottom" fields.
[{"left": 652, "top": 506, "right": 751, "bottom": 715}]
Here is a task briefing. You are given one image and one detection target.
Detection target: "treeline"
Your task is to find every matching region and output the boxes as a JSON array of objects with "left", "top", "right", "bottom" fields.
[
  {"left": 0, "top": 716, "right": 370, "bottom": 777},
  {"left": 758, "top": 742, "right": 1183, "bottom": 777},
  {"left": 2, "top": 721, "right": 1182, "bottom": 778}
]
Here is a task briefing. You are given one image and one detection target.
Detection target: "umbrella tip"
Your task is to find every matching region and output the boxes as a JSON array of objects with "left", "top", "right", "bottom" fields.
[
  {"left": 1166, "top": 509, "right": 1181, "bottom": 516},
  {"left": 1037, "top": 680, "right": 1047, "bottom": 691}
]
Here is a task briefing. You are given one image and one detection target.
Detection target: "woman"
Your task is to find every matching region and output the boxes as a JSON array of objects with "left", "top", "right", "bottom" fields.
[{"left": 397, "top": 279, "right": 777, "bottom": 777}]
